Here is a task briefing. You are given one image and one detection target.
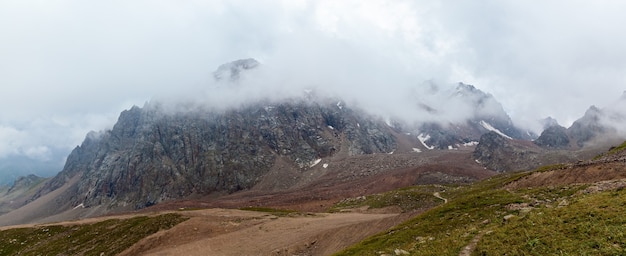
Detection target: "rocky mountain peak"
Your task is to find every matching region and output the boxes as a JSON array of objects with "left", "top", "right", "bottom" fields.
[
  {"left": 539, "top": 117, "right": 560, "bottom": 130},
  {"left": 567, "top": 105, "right": 610, "bottom": 147},
  {"left": 585, "top": 105, "right": 601, "bottom": 117},
  {"left": 409, "top": 82, "right": 533, "bottom": 149},
  {"left": 472, "top": 131, "right": 512, "bottom": 172},
  {"left": 28, "top": 99, "right": 397, "bottom": 212},
  {"left": 7, "top": 174, "right": 44, "bottom": 194},
  {"left": 212, "top": 58, "right": 260, "bottom": 81},
  {"left": 534, "top": 125, "right": 569, "bottom": 149},
  {"left": 454, "top": 82, "right": 484, "bottom": 97}
]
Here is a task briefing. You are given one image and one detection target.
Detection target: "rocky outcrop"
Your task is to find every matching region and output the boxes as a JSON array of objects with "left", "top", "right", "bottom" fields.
[
  {"left": 213, "top": 58, "right": 260, "bottom": 81},
  {"left": 32, "top": 99, "right": 397, "bottom": 211},
  {"left": 535, "top": 125, "right": 570, "bottom": 148},
  {"left": 473, "top": 132, "right": 540, "bottom": 172},
  {"left": 539, "top": 117, "right": 560, "bottom": 129},
  {"left": 566, "top": 106, "right": 610, "bottom": 147},
  {"left": 412, "top": 83, "right": 534, "bottom": 149}
]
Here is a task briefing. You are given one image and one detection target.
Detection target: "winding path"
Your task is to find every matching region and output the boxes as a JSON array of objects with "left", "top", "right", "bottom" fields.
[{"left": 433, "top": 192, "right": 448, "bottom": 204}]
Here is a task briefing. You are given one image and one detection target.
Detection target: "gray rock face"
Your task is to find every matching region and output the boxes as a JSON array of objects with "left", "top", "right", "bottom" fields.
[
  {"left": 567, "top": 106, "right": 609, "bottom": 147},
  {"left": 34, "top": 99, "right": 397, "bottom": 210},
  {"left": 415, "top": 83, "right": 533, "bottom": 149},
  {"left": 535, "top": 125, "right": 570, "bottom": 148},
  {"left": 473, "top": 131, "right": 538, "bottom": 172},
  {"left": 540, "top": 117, "right": 560, "bottom": 129},
  {"left": 213, "top": 58, "right": 260, "bottom": 81}
]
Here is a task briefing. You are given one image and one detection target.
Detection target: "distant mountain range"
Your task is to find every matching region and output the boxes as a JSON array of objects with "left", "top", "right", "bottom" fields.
[{"left": 1, "top": 59, "right": 624, "bottom": 226}]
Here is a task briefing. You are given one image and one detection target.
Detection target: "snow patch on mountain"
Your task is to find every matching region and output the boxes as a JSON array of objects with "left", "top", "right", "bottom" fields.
[
  {"left": 462, "top": 141, "right": 479, "bottom": 147},
  {"left": 479, "top": 120, "right": 512, "bottom": 139},
  {"left": 309, "top": 158, "right": 322, "bottom": 168},
  {"left": 417, "top": 133, "right": 435, "bottom": 150},
  {"left": 385, "top": 118, "right": 394, "bottom": 128}
]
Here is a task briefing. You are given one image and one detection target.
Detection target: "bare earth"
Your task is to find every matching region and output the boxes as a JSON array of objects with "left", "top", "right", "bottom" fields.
[{"left": 121, "top": 209, "right": 406, "bottom": 256}]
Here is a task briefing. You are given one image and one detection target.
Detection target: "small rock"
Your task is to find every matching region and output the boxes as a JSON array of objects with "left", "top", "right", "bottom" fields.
[
  {"left": 503, "top": 214, "right": 516, "bottom": 221},
  {"left": 520, "top": 207, "right": 533, "bottom": 214},
  {"left": 482, "top": 219, "right": 490, "bottom": 225},
  {"left": 394, "top": 248, "right": 410, "bottom": 255}
]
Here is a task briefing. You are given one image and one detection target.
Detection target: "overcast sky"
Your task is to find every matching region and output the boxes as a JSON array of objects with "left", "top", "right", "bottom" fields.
[{"left": 2, "top": 0, "right": 626, "bottom": 168}]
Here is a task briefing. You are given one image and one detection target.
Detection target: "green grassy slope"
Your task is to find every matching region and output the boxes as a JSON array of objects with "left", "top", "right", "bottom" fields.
[
  {"left": 0, "top": 213, "right": 188, "bottom": 256},
  {"left": 334, "top": 169, "right": 626, "bottom": 255}
]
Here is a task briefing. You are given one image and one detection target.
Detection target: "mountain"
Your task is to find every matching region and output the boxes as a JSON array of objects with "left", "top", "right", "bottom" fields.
[
  {"left": 0, "top": 174, "right": 47, "bottom": 215},
  {"left": 534, "top": 125, "right": 570, "bottom": 148},
  {"left": 25, "top": 99, "right": 398, "bottom": 216},
  {"left": 409, "top": 82, "right": 534, "bottom": 149},
  {"left": 212, "top": 58, "right": 260, "bottom": 81},
  {"left": 0, "top": 60, "right": 541, "bottom": 225},
  {"left": 473, "top": 131, "right": 543, "bottom": 172},
  {"left": 3, "top": 142, "right": 625, "bottom": 255},
  {"left": 565, "top": 93, "right": 626, "bottom": 147},
  {"left": 539, "top": 116, "right": 560, "bottom": 129},
  {"left": 566, "top": 105, "right": 610, "bottom": 147},
  {"left": 474, "top": 91, "right": 626, "bottom": 172},
  {"left": 337, "top": 141, "right": 626, "bottom": 255}
]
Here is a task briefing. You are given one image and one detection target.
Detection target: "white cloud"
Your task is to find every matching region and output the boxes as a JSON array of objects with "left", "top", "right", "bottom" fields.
[
  {"left": 1, "top": 0, "right": 626, "bottom": 172},
  {"left": 0, "top": 125, "right": 25, "bottom": 157}
]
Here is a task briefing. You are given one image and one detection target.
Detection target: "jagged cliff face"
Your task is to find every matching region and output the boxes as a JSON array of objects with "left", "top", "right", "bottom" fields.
[
  {"left": 535, "top": 125, "right": 570, "bottom": 149},
  {"left": 35, "top": 99, "right": 396, "bottom": 210},
  {"left": 473, "top": 132, "right": 539, "bottom": 172},
  {"left": 565, "top": 93, "right": 626, "bottom": 148},
  {"left": 24, "top": 59, "right": 540, "bottom": 215},
  {"left": 412, "top": 83, "right": 533, "bottom": 149},
  {"left": 567, "top": 106, "right": 610, "bottom": 147}
]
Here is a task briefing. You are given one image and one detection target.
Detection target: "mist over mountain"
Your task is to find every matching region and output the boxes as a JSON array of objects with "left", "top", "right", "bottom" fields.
[
  {"left": 1, "top": 58, "right": 625, "bottom": 228},
  {"left": 156, "top": 59, "right": 530, "bottom": 137},
  {"left": 474, "top": 92, "right": 626, "bottom": 172},
  {"left": 565, "top": 93, "right": 626, "bottom": 147},
  {"left": 4, "top": 58, "right": 527, "bottom": 217}
]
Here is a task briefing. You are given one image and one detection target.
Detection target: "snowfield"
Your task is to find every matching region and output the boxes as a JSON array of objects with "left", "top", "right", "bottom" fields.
[
  {"left": 417, "top": 133, "right": 435, "bottom": 150},
  {"left": 479, "top": 121, "right": 512, "bottom": 139}
]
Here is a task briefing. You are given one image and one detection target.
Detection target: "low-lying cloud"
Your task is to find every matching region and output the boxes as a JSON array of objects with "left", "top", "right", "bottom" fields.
[{"left": 2, "top": 0, "right": 626, "bottom": 177}]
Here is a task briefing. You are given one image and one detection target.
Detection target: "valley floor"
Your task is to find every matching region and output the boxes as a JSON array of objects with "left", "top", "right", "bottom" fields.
[
  {"left": 129, "top": 209, "right": 406, "bottom": 256},
  {"left": 0, "top": 208, "right": 412, "bottom": 256}
]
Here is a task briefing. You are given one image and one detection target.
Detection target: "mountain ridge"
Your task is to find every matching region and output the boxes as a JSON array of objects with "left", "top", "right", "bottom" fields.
[{"left": 2, "top": 59, "right": 625, "bottom": 227}]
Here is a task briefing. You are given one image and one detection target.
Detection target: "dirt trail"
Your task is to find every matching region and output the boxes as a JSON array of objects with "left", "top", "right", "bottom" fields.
[
  {"left": 459, "top": 232, "right": 484, "bottom": 256},
  {"left": 119, "top": 209, "right": 400, "bottom": 256},
  {"left": 433, "top": 192, "right": 447, "bottom": 204}
]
